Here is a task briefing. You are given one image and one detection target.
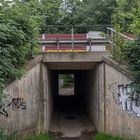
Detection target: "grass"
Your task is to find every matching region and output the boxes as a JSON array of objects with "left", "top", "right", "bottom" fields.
[
  {"left": 24, "top": 133, "right": 53, "bottom": 140},
  {"left": 24, "top": 132, "right": 135, "bottom": 140},
  {"left": 0, "top": 127, "right": 16, "bottom": 140},
  {"left": 94, "top": 133, "right": 134, "bottom": 140}
]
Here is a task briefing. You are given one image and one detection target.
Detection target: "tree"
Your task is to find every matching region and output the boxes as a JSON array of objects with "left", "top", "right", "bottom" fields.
[
  {"left": 39, "top": 0, "right": 63, "bottom": 33},
  {"left": 130, "top": 2, "right": 140, "bottom": 36},
  {"left": 112, "top": 0, "right": 139, "bottom": 33},
  {"left": 122, "top": 39, "right": 140, "bottom": 93},
  {"left": 111, "top": 0, "right": 140, "bottom": 94},
  {"left": 79, "top": 0, "right": 117, "bottom": 25},
  {"left": 59, "top": 0, "right": 117, "bottom": 33},
  {"left": 0, "top": 1, "right": 43, "bottom": 97}
]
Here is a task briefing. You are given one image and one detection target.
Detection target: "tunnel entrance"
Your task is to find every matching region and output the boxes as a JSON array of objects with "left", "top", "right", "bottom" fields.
[{"left": 48, "top": 70, "right": 96, "bottom": 137}]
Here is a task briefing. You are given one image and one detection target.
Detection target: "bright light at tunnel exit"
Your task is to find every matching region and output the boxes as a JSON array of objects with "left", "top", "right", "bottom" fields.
[{"left": 58, "top": 74, "right": 74, "bottom": 96}]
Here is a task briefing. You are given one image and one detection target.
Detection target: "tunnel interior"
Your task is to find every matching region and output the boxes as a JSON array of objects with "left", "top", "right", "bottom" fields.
[
  {"left": 54, "top": 71, "right": 86, "bottom": 117},
  {"left": 47, "top": 68, "right": 98, "bottom": 137}
]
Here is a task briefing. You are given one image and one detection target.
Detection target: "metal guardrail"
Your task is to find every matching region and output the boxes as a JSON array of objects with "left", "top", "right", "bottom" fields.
[
  {"left": 44, "top": 25, "right": 113, "bottom": 33},
  {"left": 39, "top": 38, "right": 110, "bottom": 52},
  {"left": 106, "top": 27, "right": 133, "bottom": 41},
  {"left": 38, "top": 26, "right": 134, "bottom": 52},
  {"left": 39, "top": 39, "right": 109, "bottom": 45},
  {"left": 106, "top": 27, "right": 134, "bottom": 53}
]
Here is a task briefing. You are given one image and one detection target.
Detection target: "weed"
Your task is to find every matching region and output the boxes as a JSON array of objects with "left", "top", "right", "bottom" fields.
[{"left": 94, "top": 133, "right": 134, "bottom": 140}]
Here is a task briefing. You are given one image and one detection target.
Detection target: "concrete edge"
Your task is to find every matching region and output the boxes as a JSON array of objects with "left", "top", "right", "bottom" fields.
[
  {"left": 102, "top": 56, "right": 132, "bottom": 79},
  {"left": 40, "top": 51, "right": 110, "bottom": 55},
  {"left": 25, "top": 55, "right": 43, "bottom": 71}
]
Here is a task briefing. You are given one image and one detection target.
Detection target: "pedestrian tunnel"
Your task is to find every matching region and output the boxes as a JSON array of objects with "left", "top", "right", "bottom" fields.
[
  {"left": 42, "top": 62, "right": 104, "bottom": 137},
  {"left": 2, "top": 55, "right": 139, "bottom": 139}
]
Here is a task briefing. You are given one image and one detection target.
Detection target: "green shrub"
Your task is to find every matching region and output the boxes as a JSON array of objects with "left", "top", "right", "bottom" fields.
[
  {"left": 94, "top": 133, "right": 134, "bottom": 140},
  {"left": 0, "top": 1, "right": 43, "bottom": 97},
  {"left": 111, "top": 34, "right": 127, "bottom": 63},
  {"left": 121, "top": 36, "right": 140, "bottom": 94},
  {"left": 0, "top": 127, "right": 16, "bottom": 140},
  {"left": 110, "top": 26, "right": 140, "bottom": 95}
]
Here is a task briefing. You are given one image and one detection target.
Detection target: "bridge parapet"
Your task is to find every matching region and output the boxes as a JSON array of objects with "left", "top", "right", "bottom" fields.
[{"left": 42, "top": 51, "right": 110, "bottom": 63}]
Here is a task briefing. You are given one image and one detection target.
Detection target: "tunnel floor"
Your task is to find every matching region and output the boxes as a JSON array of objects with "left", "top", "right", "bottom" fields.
[{"left": 50, "top": 94, "right": 95, "bottom": 138}]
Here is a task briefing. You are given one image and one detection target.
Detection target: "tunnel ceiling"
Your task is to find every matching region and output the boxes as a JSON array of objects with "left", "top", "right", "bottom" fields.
[{"left": 46, "top": 62, "right": 97, "bottom": 70}]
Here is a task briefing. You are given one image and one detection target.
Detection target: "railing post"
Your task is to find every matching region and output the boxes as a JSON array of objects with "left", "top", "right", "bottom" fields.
[
  {"left": 71, "top": 27, "right": 74, "bottom": 52},
  {"left": 88, "top": 38, "right": 92, "bottom": 52},
  {"left": 57, "top": 38, "right": 59, "bottom": 52},
  {"left": 42, "top": 45, "right": 45, "bottom": 52}
]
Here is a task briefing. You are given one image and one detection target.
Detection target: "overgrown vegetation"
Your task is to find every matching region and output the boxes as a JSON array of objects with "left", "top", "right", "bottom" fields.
[
  {"left": 94, "top": 133, "right": 134, "bottom": 140},
  {"left": 0, "top": 1, "right": 43, "bottom": 99},
  {"left": 0, "top": 127, "right": 16, "bottom": 140},
  {"left": 122, "top": 38, "right": 140, "bottom": 93},
  {"left": 111, "top": 35, "right": 140, "bottom": 95},
  {"left": 110, "top": 31, "right": 127, "bottom": 62},
  {"left": 24, "top": 133, "right": 53, "bottom": 140},
  {"left": 111, "top": 0, "right": 140, "bottom": 94},
  {"left": 112, "top": 0, "right": 139, "bottom": 33}
]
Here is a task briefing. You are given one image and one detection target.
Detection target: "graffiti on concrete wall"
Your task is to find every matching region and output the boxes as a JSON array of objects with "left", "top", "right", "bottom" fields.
[
  {"left": 0, "top": 105, "right": 8, "bottom": 117},
  {"left": 0, "top": 96, "right": 26, "bottom": 117},
  {"left": 118, "top": 84, "right": 140, "bottom": 117},
  {"left": 108, "top": 82, "right": 140, "bottom": 118},
  {"left": 7, "top": 98, "right": 26, "bottom": 110}
]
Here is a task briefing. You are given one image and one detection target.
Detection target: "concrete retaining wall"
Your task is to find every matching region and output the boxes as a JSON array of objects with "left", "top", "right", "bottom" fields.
[
  {"left": 103, "top": 59, "right": 140, "bottom": 139},
  {"left": 90, "top": 63, "right": 104, "bottom": 131},
  {"left": 0, "top": 63, "right": 41, "bottom": 134},
  {"left": 84, "top": 64, "right": 105, "bottom": 132},
  {"left": 0, "top": 57, "right": 53, "bottom": 137},
  {"left": 84, "top": 59, "right": 140, "bottom": 139}
]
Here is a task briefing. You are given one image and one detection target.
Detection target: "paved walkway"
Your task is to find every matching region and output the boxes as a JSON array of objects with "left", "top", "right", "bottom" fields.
[
  {"left": 50, "top": 110, "right": 95, "bottom": 138},
  {"left": 59, "top": 87, "right": 74, "bottom": 96},
  {"left": 51, "top": 88, "right": 96, "bottom": 140}
]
